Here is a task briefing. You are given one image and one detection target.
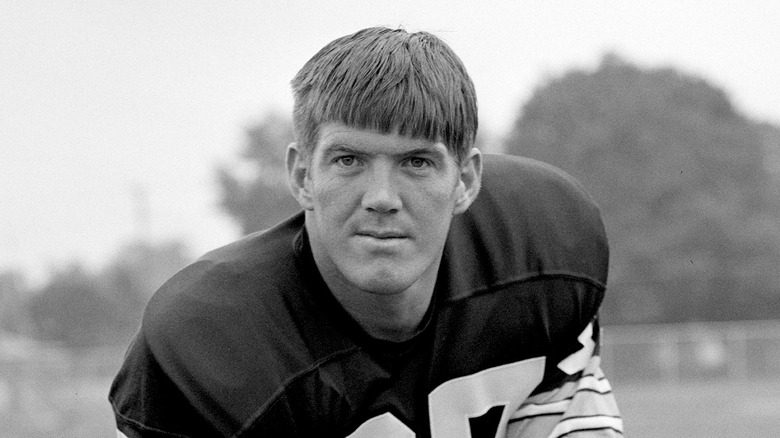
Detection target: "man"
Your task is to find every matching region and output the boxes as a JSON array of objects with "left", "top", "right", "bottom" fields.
[{"left": 110, "top": 27, "right": 622, "bottom": 437}]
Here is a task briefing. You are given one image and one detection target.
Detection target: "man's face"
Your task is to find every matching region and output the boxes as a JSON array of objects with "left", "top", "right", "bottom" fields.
[{"left": 293, "top": 122, "right": 478, "bottom": 296}]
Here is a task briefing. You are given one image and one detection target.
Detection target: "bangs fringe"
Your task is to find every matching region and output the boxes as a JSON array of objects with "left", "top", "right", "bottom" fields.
[{"left": 292, "top": 28, "right": 477, "bottom": 162}]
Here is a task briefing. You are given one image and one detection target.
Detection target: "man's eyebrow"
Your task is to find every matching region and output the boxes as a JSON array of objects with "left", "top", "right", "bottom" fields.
[
  {"left": 402, "top": 147, "right": 447, "bottom": 159},
  {"left": 320, "top": 144, "right": 360, "bottom": 156}
]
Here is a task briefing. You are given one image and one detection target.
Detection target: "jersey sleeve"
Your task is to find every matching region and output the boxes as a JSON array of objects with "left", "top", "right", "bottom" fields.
[
  {"left": 109, "top": 322, "right": 222, "bottom": 438},
  {"left": 505, "top": 319, "right": 623, "bottom": 437},
  {"left": 109, "top": 259, "right": 258, "bottom": 437},
  {"left": 109, "top": 223, "right": 324, "bottom": 437}
]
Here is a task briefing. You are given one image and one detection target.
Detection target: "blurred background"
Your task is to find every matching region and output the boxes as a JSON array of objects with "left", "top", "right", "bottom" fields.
[{"left": 2, "top": 1, "right": 779, "bottom": 436}]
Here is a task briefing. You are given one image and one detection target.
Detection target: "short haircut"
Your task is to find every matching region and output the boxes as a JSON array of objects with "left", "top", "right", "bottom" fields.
[{"left": 291, "top": 27, "right": 478, "bottom": 163}]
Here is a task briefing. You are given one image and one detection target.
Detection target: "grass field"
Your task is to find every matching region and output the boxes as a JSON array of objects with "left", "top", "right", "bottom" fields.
[
  {"left": 614, "top": 378, "right": 780, "bottom": 437},
  {"left": 1, "top": 375, "right": 115, "bottom": 438},
  {"left": 4, "top": 374, "right": 780, "bottom": 437}
]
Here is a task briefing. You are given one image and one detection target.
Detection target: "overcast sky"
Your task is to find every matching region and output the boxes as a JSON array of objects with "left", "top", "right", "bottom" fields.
[{"left": 2, "top": 0, "right": 779, "bottom": 283}]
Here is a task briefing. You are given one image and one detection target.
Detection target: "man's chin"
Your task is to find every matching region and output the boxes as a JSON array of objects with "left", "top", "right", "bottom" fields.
[
  {"left": 348, "top": 269, "right": 416, "bottom": 296},
  {"left": 358, "top": 280, "right": 412, "bottom": 296}
]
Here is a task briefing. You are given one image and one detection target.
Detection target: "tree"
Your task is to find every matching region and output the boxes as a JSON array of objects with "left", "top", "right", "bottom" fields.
[
  {"left": 100, "top": 240, "right": 192, "bottom": 341},
  {"left": 0, "top": 270, "right": 31, "bottom": 334},
  {"left": 23, "top": 241, "right": 192, "bottom": 348},
  {"left": 26, "top": 265, "right": 119, "bottom": 347},
  {"left": 217, "top": 112, "right": 302, "bottom": 235},
  {"left": 504, "top": 54, "right": 780, "bottom": 324}
]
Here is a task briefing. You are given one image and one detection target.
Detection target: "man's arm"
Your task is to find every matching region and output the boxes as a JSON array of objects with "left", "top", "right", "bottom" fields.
[{"left": 506, "top": 321, "right": 623, "bottom": 437}]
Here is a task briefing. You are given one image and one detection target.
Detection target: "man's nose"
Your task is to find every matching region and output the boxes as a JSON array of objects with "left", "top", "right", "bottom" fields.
[{"left": 361, "top": 165, "right": 402, "bottom": 213}]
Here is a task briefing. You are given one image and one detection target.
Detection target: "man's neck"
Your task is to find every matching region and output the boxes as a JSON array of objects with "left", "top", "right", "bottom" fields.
[{"left": 332, "top": 284, "right": 435, "bottom": 342}]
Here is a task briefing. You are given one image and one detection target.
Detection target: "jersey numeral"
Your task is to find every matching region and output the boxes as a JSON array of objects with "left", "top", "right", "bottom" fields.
[
  {"left": 348, "top": 357, "right": 546, "bottom": 438},
  {"left": 346, "top": 412, "right": 415, "bottom": 438},
  {"left": 429, "top": 357, "right": 545, "bottom": 438}
]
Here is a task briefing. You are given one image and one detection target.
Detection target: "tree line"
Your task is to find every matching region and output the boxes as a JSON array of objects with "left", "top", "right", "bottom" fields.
[
  {"left": 0, "top": 241, "right": 190, "bottom": 348},
  {"left": 3, "top": 53, "right": 779, "bottom": 349}
]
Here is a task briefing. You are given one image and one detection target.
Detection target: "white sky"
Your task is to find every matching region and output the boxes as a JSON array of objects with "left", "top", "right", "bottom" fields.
[{"left": 2, "top": 0, "right": 779, "bottom": 283}]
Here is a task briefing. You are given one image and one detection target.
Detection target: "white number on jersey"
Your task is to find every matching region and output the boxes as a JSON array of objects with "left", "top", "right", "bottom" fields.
[{"left": 348, "top": 356, "right": 546, "bottom": 438}]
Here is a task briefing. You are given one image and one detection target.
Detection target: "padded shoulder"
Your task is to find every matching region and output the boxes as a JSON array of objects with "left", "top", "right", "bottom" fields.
[
  {"left": 444, "top": 154, "right": 609, "bottom": 299},
  {"left": 134, "top": 214, "right": 317, "bottom": 433},
  {"left": 142, "top": 214, "right": 306, "bottom": 343}
]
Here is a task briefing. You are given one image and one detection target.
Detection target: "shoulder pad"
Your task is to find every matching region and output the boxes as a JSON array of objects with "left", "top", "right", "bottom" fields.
[{"left": 444, "top": 154, "right": 609, "bottom": 299}]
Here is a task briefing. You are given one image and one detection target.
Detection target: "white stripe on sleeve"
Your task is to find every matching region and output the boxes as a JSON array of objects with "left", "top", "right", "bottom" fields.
[{"left": 549, "top": 415, "right": 624, "bottom": 438}]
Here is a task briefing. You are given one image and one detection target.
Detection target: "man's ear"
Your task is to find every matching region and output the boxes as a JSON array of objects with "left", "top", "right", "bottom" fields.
[
  {"left": 286, "top": 142, "right": 314, "bottom": 211},
  {"left": 453, "top": 148, "right": 483, "bottom": 215}
]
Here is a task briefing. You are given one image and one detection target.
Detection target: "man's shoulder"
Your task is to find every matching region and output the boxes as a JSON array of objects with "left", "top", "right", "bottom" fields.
[
  {"left": 141, "top": 213, "right": 307, "bottom": 348},
  {"left": 435, "top": 155, "right": 609, "bottom": 381},
  {"left": 112, "top": 212, "right": 358, "bottom": 434},
  {"left": 445, "top": 153, "right": 609, "bottom": 298},
  {"left": 479, "top": 153, "right": 600, "bottom": 214}
]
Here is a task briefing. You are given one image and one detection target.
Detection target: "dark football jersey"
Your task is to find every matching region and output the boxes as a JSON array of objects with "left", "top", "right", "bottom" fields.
[{"left": 109, "top": 154, "right": 621, "bottom": 438}]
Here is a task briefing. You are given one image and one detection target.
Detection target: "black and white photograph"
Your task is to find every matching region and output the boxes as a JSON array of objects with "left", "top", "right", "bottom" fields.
[{"left": 2, "top": 1, "right": 779, "bottom": 436}]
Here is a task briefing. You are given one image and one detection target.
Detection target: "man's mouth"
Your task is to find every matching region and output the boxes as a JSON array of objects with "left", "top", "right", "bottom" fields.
[{"left": 356, "top": 230, "right": 407, "bottom": 239}]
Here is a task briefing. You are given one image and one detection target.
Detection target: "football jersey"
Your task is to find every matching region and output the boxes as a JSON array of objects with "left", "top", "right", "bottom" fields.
[{"left": 109, "top": 154, "right": 622, "bottom": 437}]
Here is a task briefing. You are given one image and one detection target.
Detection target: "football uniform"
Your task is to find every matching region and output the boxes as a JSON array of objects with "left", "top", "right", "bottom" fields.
[{"left": 109, "top": 154, "right": 622, "bottom": 437}]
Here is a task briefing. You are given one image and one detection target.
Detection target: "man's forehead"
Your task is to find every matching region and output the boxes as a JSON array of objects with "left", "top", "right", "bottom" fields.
[{"left": 316, "top": 123, "right": 449, "bottom": 155}]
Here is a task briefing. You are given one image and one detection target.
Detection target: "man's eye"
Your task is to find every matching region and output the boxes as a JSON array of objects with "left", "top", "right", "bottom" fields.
[
  {"left": 408, "top": 157, "right": 431, "bottom": 168},
  {"left": 336, "top": 156, "right": 357, "bottom": 166}
]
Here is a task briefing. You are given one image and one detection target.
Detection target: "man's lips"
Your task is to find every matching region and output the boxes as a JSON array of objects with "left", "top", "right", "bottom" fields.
[{"left": 355, "top": 230, "right": 408, "bottom": 239}]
